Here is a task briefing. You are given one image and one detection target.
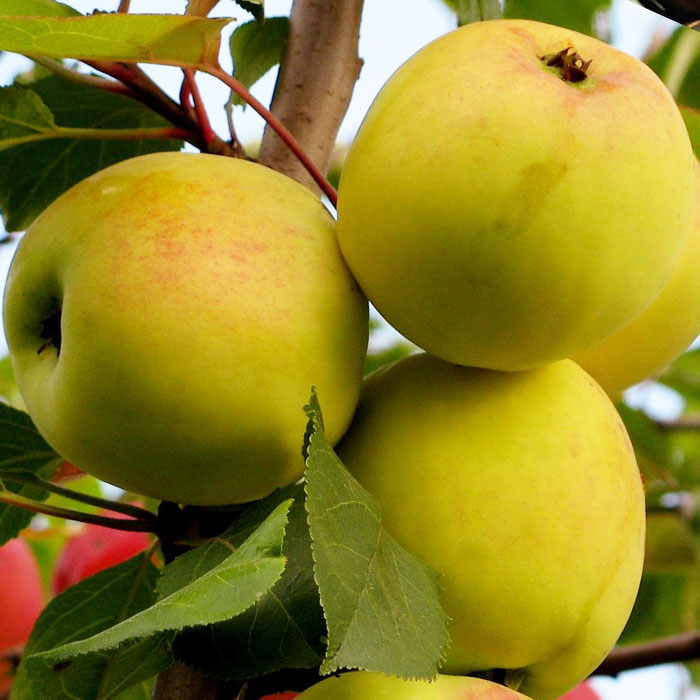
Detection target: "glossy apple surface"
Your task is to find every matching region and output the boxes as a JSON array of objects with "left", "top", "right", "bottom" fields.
[
  {"left": 0, "top": 539, "right": 44, "bottom": 695},
  {"left": 4, "top": 152, "right": 368, "bottom": 505},
  {"left": 296, "top": 672, "right": 530, "bottom": 699},
  {"left": 337, "top": 19, "right": 696, "bottom": 371},
  {"left": 52, "top": 509, "right": 151, "bottom": 594},
  {"left": 557, "top": 681, "right": 601, "bottom": 700},
  {"left": 336, "top": 354, "right": 645, "bottom": 700},
  {"left": 573, "top": 163, "right": 700, "bottom": 395}
]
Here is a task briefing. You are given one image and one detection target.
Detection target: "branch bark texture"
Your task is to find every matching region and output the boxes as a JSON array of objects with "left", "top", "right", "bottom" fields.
[{"left": 258, "top": 0, "right": 365, "bottom": 191}]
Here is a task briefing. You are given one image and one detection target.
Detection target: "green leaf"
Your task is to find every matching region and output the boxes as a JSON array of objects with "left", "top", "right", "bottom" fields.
[
  {"left": 620, "top": 571, "right": 700, "bottom": 644},
  {"left": 13, "top": 554, "right": 168, "bottom": 700},
  {"left": 0, "top": 14, "right": 230, "bottom": 66},
  {"left": 658, "top": 348, "right": 700, "bottom": 403},
  {"left": 503, "top": 0, "right": 612, "bottom": 36},
  {"left": 229, "top": 17, "right": 289, "bottom": 107},
  {"left": 646, "top": 27, "right": 700, "bottom": 108},
  {"left": 0, "top": 74, "right": 182, "bottom": 232},
  {"left": 454, "top": 0, "right": 503, "bottom": 25},
  {"left": 645, "top": 511, "right": 699, "bottom": 574},
  {"left": 0, "top": 403, "right": 60, "bottom": 545},
  {"left": 304, "top": 392, "right": 449, "bottom": 679},
  {"left": 236, "top": 0, "right": 264, "bottom": 23},
  {"left": 113, "top": 677, "right": 156, "bottom": 700},
  {"left": 172, "top": 484, "right": 325, "bottom": 679},
  {"left": 616, "top": 401, "right": 678, "bottom": 496},
  {"left": 29, "top": 501, "right": 290, "bottom": 669},
  {"left": 680, "top": 105, "right": 700, "bottom": 156},
  {"left": 0, "top": 354, "right": 23, "bottom": 408},
  {"left": 0, "top": 0, "right": 79, "bottom": 16},
  {"left": 364, "top": 342, "right": 416, "bottom": 376},
  {"left": 0, "top": 85, "right": 57, "bottom": 151}
]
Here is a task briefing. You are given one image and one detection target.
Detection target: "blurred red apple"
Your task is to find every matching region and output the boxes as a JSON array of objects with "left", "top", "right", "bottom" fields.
[
  {"left": 0, "top": 539, "right": 44, "bottom": 696},
  {"left": 260, "top": 694, "right": 299, "bottom": 700},
  {"left": 558, "top": 681, "right": 601, "bottom": 700},
  {"left": 52, "top": 508, "right": 151, "bottom": 595}
]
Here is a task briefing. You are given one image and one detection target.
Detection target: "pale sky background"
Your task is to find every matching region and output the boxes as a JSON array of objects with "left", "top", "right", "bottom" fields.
[{"left": 0, "top": 1, "right": 695, "bottom": 698}]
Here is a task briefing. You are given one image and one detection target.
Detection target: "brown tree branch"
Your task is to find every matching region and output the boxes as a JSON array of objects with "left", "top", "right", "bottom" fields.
[
  {"left": 257, "top": 0, "right": 365, "bottom": 191},
  {"left": 594, "top": 632, "right": 700, "bottom": 677}
]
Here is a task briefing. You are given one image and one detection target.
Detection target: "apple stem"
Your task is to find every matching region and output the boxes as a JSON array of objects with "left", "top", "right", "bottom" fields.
[
  {"left": 1, "top": 471, "right": 158, "bottom": 521},
  {"left": 182, "top": 68, "right": 218, "bottom": 146},
  {"left": 0, "top": 488, "right": 158, "bottom": 533},
  {"left": 201, "top": 64, "right": 339, "bottom": 208}
]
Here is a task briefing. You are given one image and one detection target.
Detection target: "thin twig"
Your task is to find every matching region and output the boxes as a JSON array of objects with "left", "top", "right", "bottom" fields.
[
  {"left": 655, "top": 416, "right": 700, "bottom": 431},
  {"left": 117, "top": 0, "right": 131, "bottom": 11},
  {"left": 183, "top": 68, "right": 217, "bottom": 145},
  {"left": 0, "top": 491, "right": 158, "bottom": 533},
  {"left": 203, "top": 65, "right": 338, "bottom": 207},
  {"left": 179, "top": 72, "right": 195, "bottom": 112},
  {"left": 1, "top": 471, "right": 157, "bottom": 521},
  {"left": 87, "top": 61, "right": 237, "bottom": 156},
  {"left": 595, "top": 632, "right": 700, "bottom": 676}
]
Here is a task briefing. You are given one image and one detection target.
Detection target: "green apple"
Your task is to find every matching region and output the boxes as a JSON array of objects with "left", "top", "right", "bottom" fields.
[
  {"left": 4, "top": 152, "right": 368, "bottom": 505},
  {"left": 337, "top": 19, "right": 696, "bottom": 371},
  {"left": 336, "top": 354, "right": 645, "bottom": 700},
  {"left": 295, "top": 672, "right": 531, "bottom": 699},
  {"left": 573, "top": 162, "right": 700, "bottom": 395}
]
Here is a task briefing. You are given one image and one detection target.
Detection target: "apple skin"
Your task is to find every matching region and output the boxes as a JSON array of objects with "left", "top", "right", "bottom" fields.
[
  {"left": 4, "top": 152, "right": 368, "bottom": 505},
  {"left": 572, "top": 163, "right": 700, "bottom": 395},
  {"left": 51, "top": 509, "right": 151, "bottom": 595},
  {"left": 336, "top": 354, "right": 645, "bottom": 700},
  {"left": 0, "top": 539, "right": 44, "bottom": 696},
  {"left": 337, "top": 19, "right": 696, "bottom": 371},
  {"left": 557, "top": 682, "right": 601, "bottom": 700},
  {"left": 295, "top": 672, "right": 531, "bottom": 699},
  {"left": 259, "top": 694, "right": 299, "bottom": 700}
]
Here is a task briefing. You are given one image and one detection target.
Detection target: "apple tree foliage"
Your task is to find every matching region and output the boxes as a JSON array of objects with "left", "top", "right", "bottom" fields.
[{"left": 0, "top": 1, "right": 697, "bottom": 699}]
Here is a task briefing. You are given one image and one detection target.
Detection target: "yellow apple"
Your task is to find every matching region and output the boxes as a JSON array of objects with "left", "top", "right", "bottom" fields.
[
  {"left": 337, "top": 19, "right": 696, "bottom": 371},
  {"left": 572, "top": 162, "right": 700, "bottom": 395},
  {"left": 4, "top": 152, "right": 368, "bottom": 505},
  {"left": 336, "top": 354, "right": 645, "bottom": 700},
  {"left": 295, "top": 671, "right": 531, "bottom": 699}
]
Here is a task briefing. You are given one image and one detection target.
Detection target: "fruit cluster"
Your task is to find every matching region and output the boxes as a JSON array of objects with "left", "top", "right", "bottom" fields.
[{"left": 2, "top": 16, "right": 697, "bottom": 700}]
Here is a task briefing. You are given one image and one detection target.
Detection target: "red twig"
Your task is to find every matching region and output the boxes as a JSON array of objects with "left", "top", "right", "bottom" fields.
[
  {"left": 183, "top": 68, "right": 217, "bottom": 145},
  {"left": 202, "top": 65, "right": 339, "bottom": 208},
  {"left": 180, "top": 73, "right": 195, "bottom": 112}
]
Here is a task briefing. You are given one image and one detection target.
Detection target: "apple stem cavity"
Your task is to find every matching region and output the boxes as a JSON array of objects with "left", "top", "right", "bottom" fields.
[
  {"left": 541, "top": 47, "right": 592, "bottom": 83},
  {"left": 37, "top": 304, "right": 62, "bottom": 356}
]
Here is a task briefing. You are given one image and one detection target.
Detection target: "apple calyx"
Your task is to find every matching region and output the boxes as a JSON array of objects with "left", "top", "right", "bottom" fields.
[
  {"left": 38, "top": 304, "right": 61, "bottom": 356},
  {"left": 541, "top": 47, "right": 592, "bottom": 83}
]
